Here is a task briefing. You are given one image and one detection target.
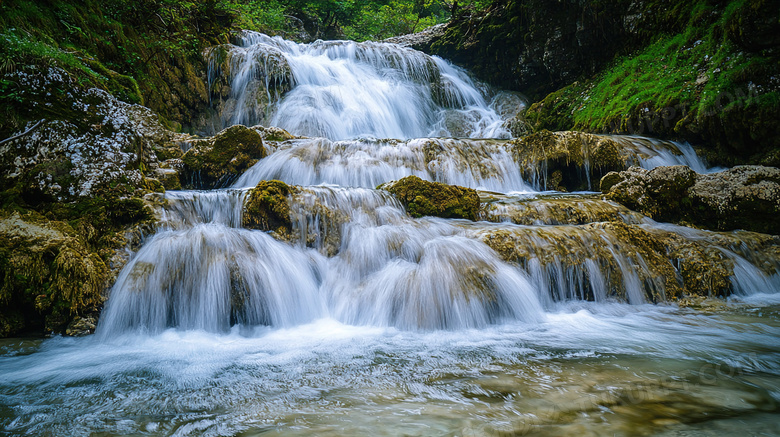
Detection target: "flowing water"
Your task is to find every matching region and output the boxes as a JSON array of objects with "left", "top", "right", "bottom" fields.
[{"left": 2, "top": 33, "right": 779, "bottom": 436}]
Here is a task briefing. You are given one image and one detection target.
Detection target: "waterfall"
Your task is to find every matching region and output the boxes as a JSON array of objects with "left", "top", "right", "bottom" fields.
[
  {"left": 207, "top": 31, "right": 515, "bottom": 139},
  {"left": 95, "top": 32, "right": 779, "bottom": 337}
]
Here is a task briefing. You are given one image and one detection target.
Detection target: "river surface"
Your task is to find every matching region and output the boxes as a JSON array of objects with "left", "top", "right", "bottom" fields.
[{"left": 1, "top": 32, "right": 779, "bottom": 436}]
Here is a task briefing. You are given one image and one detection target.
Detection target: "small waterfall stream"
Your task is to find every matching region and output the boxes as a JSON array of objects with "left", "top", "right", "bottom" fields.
[{"left": 2, "top": 33, "right": 779, "bottom": 437}]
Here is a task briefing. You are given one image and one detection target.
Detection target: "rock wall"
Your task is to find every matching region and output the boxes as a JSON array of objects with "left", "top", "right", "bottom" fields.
[{"left": 426, "top": 0, "right": 780, "bottom": 165}]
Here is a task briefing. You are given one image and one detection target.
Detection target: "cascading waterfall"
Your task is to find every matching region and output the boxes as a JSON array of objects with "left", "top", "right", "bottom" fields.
[
  {"left": 207, "top": 31, "right": 518, "bottom": 139},
  {"left": 95, "top": 30, "right": 779, "bottom": 335},
  {"left": 4, "top": 32, "right": 780, "bottom": 437}
]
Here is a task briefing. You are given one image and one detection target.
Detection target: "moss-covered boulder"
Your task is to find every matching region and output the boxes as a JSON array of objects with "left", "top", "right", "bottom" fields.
[
  {"left": 601, "top": 165, "right": 780, "bottom": 234},
  {"left": 380, "top": 176, "right": 480, "bottom": 220},
  {"left": 242, "top": 180, "right": 297, "bottom": 236},
  {"left": 510, "top": 130, "right": 627, "bottom": 191},
  {"left": 181, "top": 125, "right": 266, "bottom": 189}
]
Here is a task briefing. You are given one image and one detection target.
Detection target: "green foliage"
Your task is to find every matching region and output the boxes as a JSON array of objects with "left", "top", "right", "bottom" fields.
[
  {"left": 525, "top": 0, "right": 779, "bottom": 164},
  {"left": 217, "top": 0, "right": 453, "bottom": 41}
]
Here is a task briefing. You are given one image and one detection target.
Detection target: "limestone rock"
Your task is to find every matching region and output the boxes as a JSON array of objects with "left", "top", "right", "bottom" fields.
[
  {"left": 601, "top": 165, "right": 780, "bottom": 234},
  {"left": 383, "top": 24, "right": 447, "bottom": 51},
  {"left": 0, "top": 68, "right": 178, "bottom": 200},
  {"left": 380, "top": 176, "right": 480, "bottom": 220}
]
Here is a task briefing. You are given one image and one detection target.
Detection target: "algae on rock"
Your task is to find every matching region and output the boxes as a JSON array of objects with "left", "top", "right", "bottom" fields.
[{"left": 380, "top": 176, "right": 480, "bottom": 220}]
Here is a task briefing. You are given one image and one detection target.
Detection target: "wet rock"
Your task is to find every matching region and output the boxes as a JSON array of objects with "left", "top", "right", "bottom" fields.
[
  {"left": 380, "top": 176, "right": 480, "bottom": 220},
  {"left": 243, "top": 180, "right": 297, "bottom": 236},
  {"left": 601, "top": 165, "right": 780, "bottom": 234},
  {"left": 383, "top": 24, "right": 447, "bottom": 52},
  {"left": 480, "top": 193, "right": 644, "bottom": 226},
  {"left": 251, "top": 125, "right": 298, "bottom": 142},
  {"left": 510, "top": 130, "right": 627, "bottom": 191},
  {"left": 154, "top": 168, "right": 182, "bottom": 191},
  {"left": 65, "top": 316, "right": 98, "bottom": 336},
  {"left": 204, "top": 40, "right": 293, "bottom": 131},
  {"left": 476, "top": 219, "right": 780, "bottom": 301},
  {"left": 181, "top": 125, "right": 266, "bottom": 189},
  {"left": 0, "top": 212, "right": 108, "bottom": 337}
]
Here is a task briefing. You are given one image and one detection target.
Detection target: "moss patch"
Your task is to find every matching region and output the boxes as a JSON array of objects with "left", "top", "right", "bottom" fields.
[
  {"left": 243, "top": 180, "right": 297, "bottom": 236},
  {"left": 525, "top": 0, "right": 780, "bottom": 165},
  {"left": 181, "top": 125, "right": 266, "bottom": 189},
  {"left": 0, "top": 212, "right": 111, "bottom": 336},
  {"left": 380, "top": 176, "right": 480, "bottom": 220}
]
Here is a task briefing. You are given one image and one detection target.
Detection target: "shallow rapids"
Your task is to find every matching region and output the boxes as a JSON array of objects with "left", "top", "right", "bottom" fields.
[{"left": 2, "top": 302, "right": 779, "bottom": 436}]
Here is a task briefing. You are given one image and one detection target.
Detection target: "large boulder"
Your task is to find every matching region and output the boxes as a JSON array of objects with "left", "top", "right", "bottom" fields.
[
  {"left": 380, "top": 176, "right": 480, "bottom": 220},
  {"left": 181, "top": 125, "right": 266, "bottom": 189},
  {"left": 0, "top": 68, "right": 179, "bottom": 201},
  {"left": 601, "top": 165, "right": 780, "bottom": 234}
]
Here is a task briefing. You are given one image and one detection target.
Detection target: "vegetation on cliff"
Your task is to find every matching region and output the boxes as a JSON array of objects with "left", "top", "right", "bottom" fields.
[{"left": 428, "top": 0, "right": 780, "bottom": 165}]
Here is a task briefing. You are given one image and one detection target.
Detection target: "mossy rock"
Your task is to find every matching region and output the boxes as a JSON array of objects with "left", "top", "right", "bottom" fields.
[
  {"left": 242, "top": 180, "right": 297, "bottom": 236},
  {"left": 511, "top": 130, "right": 627, "bottom": 191},
  {"left": 380, "top": 176, "right": 480, "bottom": 220},
  {"left": 181, "top": 125, "right": 266, "bottom": 189},
  {"left": 0, "top": 212, "right": 109, "bottom": 337}
]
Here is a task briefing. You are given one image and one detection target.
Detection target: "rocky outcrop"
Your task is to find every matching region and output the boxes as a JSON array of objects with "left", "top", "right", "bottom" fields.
[
  {"left": 0, "top": 212, "right": 109, "bottom": 336},
  {"left": 0, "top": 69, "right": 166, "bottom": 337},
  {"left": 601, "top": 165, "right": 780, "bottom": 234},
  {"left": 0, "top": 68, "right": 181, "bottom": 201},
  {"left": 242, "top": 180, "right": 297, "bottom": 237},
  {"left": 428, "top": 1, "right": 636, "bottom": 99},
  {"left": 510, "top": 130, "right": 627, "bottom": 191},
  {"left": 427, "top": 0, "right": 780, "bottom": 166},
  {"left": 380, "top": 176, "right": 480, "bottom": 220},
  {"left": 383, "top": 23, "right": 447, "bottom": 52},
  {"left": 181, "top": 125, "right": 266, "bottom": 189},
  {"left": 479, "top": 220, "right": 780, "bottom": 302}
]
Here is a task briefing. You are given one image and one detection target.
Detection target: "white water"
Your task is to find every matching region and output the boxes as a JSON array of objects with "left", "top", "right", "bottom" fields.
[
  {"left": 208, "top": 31, "right": 514, "bottom": 140},
  {"left": 613, "top": 135, "right": 724, "bottom": 173},
  {"left": 3, "top": 33, "right": 780, "bottom": 437}
]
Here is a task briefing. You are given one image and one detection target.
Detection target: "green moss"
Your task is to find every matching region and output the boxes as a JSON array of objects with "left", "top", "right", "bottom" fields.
[
  {"left": 181, "top": 125, "right": 266, "bottom": 189},
  {"left": 243, "top": 180, "right": 297, "bottom": 235},
  {"left": 526, "top": 0, "right": 780, "bottom": 164},
  {"left": 380, "top": 176, "right": 480, "bottom": 220},
  {"left": 0, "top": 211, "right": 116, "bottom": 336},
  {"left": 0, "top": 0, "right": 235, "bottom": 136}
]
